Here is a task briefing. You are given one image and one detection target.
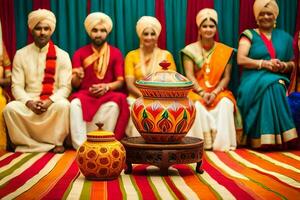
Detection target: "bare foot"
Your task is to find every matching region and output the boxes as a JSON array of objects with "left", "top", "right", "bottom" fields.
[{"left": 52, "top": 146, "right": 65, "bottom": 154}]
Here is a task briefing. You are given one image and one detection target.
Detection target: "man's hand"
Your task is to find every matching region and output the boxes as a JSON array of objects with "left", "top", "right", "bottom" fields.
[
  {"left": 25, "top": 99, "right": 53, "bottom": 114},
  {"left": 76, "top": 67, "right": 85, "bottom": 79},
  {"left": 89, "top": 84, "right": 108, "bottom": 97},
  {"left": 26, "top": 100, "right": 44, "bottom": 115},
  {"left": 40, "top": 99, "right": 53, "bottom": 110},
  {"left": 72, "top": 67, "right": 85, "bottom": 88}
]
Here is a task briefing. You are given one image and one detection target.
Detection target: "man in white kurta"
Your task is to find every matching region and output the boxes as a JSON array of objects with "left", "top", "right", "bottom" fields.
[{"left": 3, "top": 9, "right": 72, "bottom": 153}]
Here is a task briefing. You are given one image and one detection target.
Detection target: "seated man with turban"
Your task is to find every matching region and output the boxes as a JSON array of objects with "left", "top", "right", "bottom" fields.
[
  {"left": 3, "top": 9, "right": 72, "bottom": 153},
  {"left": 70, "top": 12, "right": 129, "bottom": 149}
]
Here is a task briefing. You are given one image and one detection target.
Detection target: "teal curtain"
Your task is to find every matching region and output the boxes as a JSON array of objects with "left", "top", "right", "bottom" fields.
[
  {"left": 164, "top": 0, "right": 187, "bottom": 74},
  {"left": 14, "top": 0, "right": 32, "bottom": 49},
  {"left": 90, "top": 0, "right": 155, "bottom": 56},
  {"left": 214, "top": 0, "right": 240, "bottom": 96},
  {"left": 51, "top": 0, "right": 88, "bottom": 57},
  {"left": 214, "top": 0, "right": 239, "bottom": 48},
  {"left": 277, "top": 0, "right": 298, "bottom": 36}
]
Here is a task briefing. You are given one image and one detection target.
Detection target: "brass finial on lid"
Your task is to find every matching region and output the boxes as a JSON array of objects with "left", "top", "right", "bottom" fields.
[
  {"left": 159, "top": 60, "right": 170, "bottom": 70},
  {"left": 96, "top": 122, "right": 104, "bottom": 131}
]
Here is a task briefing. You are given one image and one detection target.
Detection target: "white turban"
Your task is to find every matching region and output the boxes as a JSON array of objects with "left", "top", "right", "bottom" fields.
[
  {"left": 84, "top": 12, "right": 113, "bottom": 36},
  {"left": 28, "top": 9, "right": 56, "bottom": 34},
  {"left": 253, "top": 0, "right": 279, "bottom": 20},
  {"left": 136, "top": 16, "right": 162, "bottom": 38},
  {"left": 196, "top": 8, "right": 218, "bottom": 27}
]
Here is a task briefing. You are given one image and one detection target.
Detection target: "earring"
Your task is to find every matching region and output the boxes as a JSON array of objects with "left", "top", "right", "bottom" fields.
[{"left": 273, "top": 21, "right": 276, "bottom": 28}]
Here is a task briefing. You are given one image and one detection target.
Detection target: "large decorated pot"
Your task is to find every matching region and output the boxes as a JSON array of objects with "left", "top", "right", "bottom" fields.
[
  {"left": 131, "top": 62, "right": 196, "bottom": 143},
  {"left": 76, "top": 123, "right": 126, "bottom": 180}
]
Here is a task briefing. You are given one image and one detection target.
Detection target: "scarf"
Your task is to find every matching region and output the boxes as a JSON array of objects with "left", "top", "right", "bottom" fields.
[{"left": 83, "top": 42, "right": 110, "bottom": 79}]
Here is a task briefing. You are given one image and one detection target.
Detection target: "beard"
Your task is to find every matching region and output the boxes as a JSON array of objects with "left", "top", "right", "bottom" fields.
[{"left": 92, "top": 37, "right": 107, "bottom": 47}]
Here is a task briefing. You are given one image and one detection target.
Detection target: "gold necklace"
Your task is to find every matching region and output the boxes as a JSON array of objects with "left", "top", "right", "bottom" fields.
[{"left": 200, "top": 42, "right": 215, "bottom": 88}]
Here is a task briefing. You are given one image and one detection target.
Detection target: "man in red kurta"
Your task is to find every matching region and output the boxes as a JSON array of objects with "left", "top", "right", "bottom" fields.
[{"left": 70, "top": 12, "right": 129, "bottom": 149}]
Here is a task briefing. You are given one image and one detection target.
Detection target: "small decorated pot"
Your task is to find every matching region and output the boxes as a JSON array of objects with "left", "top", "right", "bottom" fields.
[
  {"left": 131, "top": 61, "right": 196, "bottom": 143},
  {"left": 76, "top": 123, "right": 126, "bottom": 180}
]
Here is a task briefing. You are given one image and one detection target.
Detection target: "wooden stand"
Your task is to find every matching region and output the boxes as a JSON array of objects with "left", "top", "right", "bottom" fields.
[{"left": 121, "top": 136, "right": 204, "bottom": 176}]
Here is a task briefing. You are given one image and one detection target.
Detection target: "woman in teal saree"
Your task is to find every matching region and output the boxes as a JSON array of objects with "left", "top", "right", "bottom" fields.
[{"left": 237, "top": 0, "right": 298, "bottom": 149}]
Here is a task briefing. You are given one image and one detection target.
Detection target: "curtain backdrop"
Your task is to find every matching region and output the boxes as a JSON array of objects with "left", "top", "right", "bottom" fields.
[
  {"left": 0, "top": 0, "right": 16, "bottom": 61},
  {"left": 185, "top": 0, "right": 214, "bottom": 45},
  {"left": 155, "top": 0, "right": 167, "bottom": 49},
  {"left": 1, "top": 0, "right": 299, "bottom": 93},
  {"left": 164, "top": 0, "right": 187, "bottom": 74}
]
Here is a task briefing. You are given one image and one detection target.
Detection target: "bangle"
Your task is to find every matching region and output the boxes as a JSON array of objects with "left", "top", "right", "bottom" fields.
[
  {"left": 198, "top": 90, "right": 204, "bottom": 97},
  {"left": 105, "top": 84, "right": 110, "bottom": 92},
  {"left": 211, "top": 91, "right": 217, "bottom": 97},
  {"left": 282, "top": 62, "right": 288, "bottom": 72},
  {"left": 258, "top": 60, "right": 263, "bottom": 70}
]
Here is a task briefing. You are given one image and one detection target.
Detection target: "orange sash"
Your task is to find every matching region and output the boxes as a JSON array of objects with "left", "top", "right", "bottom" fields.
[{"left": 83, "top": 42, "right": 110, "bottom": 80}]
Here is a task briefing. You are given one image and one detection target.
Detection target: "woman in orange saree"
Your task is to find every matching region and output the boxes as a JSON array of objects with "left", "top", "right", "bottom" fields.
[{"left": 181, "top": 8, "right": 242, "bottom": 151}]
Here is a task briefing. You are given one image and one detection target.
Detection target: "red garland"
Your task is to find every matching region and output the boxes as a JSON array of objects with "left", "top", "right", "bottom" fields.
[{"left": 40, "top": 40, "right": 56, "bottom": 100}]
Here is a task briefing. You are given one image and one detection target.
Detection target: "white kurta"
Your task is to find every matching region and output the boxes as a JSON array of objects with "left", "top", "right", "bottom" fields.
[
  {"left": 70, "top": 98, "right": 119, "bottom": 149},
  {"left": 3, "top": 42, "right": 72, "bottom": 152}
]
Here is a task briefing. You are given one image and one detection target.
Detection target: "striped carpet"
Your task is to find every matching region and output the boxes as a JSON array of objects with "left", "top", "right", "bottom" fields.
[{"left": 0, "top": 149, "right": 299, "bottom": 200}]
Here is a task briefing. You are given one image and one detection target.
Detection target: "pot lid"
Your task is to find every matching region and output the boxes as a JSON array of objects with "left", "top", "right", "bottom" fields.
[
  {"left": 136, "top": 61, "right": 193, "bottom": 88},
  {"left": 87, "top": 123, "right": 115, "bottom": 140}
]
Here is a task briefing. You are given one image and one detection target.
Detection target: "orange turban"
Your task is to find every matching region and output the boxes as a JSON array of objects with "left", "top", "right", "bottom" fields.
[
  {"left": 253, "top": 0, "right": 279, "bottom": 20},
  {"left": 136, "top": 16, "right": 162, "bottom": 38},
  {"left": 28, "top": 9, "right": 56, "bottom": 34},
  {"left": 196, "top": 8, "right": 218, "bottom": 27},
  {"left": 84, "top": 12, "right": 113, "bottom": 36}
]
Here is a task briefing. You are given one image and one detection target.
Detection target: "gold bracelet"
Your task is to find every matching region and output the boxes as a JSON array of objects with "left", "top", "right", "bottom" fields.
[
  {"left": 104, "top": 84, "right": 110, "bottom": 93},
  {"left": 258, "top": 60, "right": 263, "bottom": 70},
  {"left": 211, "top": 91, "right": 217, "bottom": 97},
  {"left": 198, "top": 90, "right": 205, "bottom": 97}
]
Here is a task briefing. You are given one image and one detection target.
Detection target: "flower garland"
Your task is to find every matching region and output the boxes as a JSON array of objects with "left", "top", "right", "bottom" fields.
[{"left": 40, "top": 40, "right": 56, "bottom": 100}]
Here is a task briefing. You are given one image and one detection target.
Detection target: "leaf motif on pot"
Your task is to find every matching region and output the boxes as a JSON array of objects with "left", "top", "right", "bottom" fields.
[
  {"left": 168, "top": 102, "right": 184, "bottom": 120},
  {"left": 141, "top": 114, "right": 155, "bottom": 132},
  {"left": 157, "top": 111, "right": 173, "bottom": 133},
  {"left": 175, "top": 110, "right": 188, "bottom": 133},
  {"left": 146, "top": 101, "right": 164, "bottom": 119},
  {"left": 186, "top": 100, "right": 196, "bottom": 117},
  {"left": 132, "top": 99, "right": 144, "bottom": 115}
]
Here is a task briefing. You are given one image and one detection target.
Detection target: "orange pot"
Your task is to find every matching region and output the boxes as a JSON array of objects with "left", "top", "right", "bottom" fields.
[
  {"left": 76, "top": 124, "right": 126, "bottom": 180},
  {"left": 131, "top": 62, "right": 196, "bottom": 143}
]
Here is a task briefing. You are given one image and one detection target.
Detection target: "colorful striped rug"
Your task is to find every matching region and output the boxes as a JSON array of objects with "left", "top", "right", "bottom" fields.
[{"left": 0, "top": 149, "right": 299, "bottom": 200}]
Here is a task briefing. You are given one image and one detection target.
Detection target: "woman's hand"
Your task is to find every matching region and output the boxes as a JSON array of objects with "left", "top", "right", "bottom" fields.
[
  {"left": 202, "top": 92, "right": 216, "bottom": 105},
  {"left": 260, "top": 60, "right": 273, "bottom": 71}
]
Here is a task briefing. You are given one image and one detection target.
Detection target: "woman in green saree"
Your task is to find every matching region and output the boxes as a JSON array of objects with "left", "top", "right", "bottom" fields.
[{"left": 237, "top": 0, "right": 298, "bottom": 149}]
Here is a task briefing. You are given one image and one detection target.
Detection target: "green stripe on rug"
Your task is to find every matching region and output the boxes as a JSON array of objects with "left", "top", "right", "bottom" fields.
[
  {"left": 0, "top": 153, "right": 38, "bottom": 188},
  {"left": 118, "top": 176, "right": 127, "bottom": 200},
  {"left": 80, "top": 180, "right": 92, "bottom": 199},
  {"left": 129, "top": 172, "right": 142, "bottom": 199}
]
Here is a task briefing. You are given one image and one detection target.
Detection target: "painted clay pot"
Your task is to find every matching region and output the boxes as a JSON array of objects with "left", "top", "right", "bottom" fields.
[
  {"left": 131, "top": 61, "right": 196, "bottom": 143},
  {"left": 76, "top": 123, "right": 126, "bottom": 180}
]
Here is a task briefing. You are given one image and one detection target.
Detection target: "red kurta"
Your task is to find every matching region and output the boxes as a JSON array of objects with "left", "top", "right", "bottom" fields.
[{"left": 71, "top": 44, "right": 129, "bottom": 140}]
